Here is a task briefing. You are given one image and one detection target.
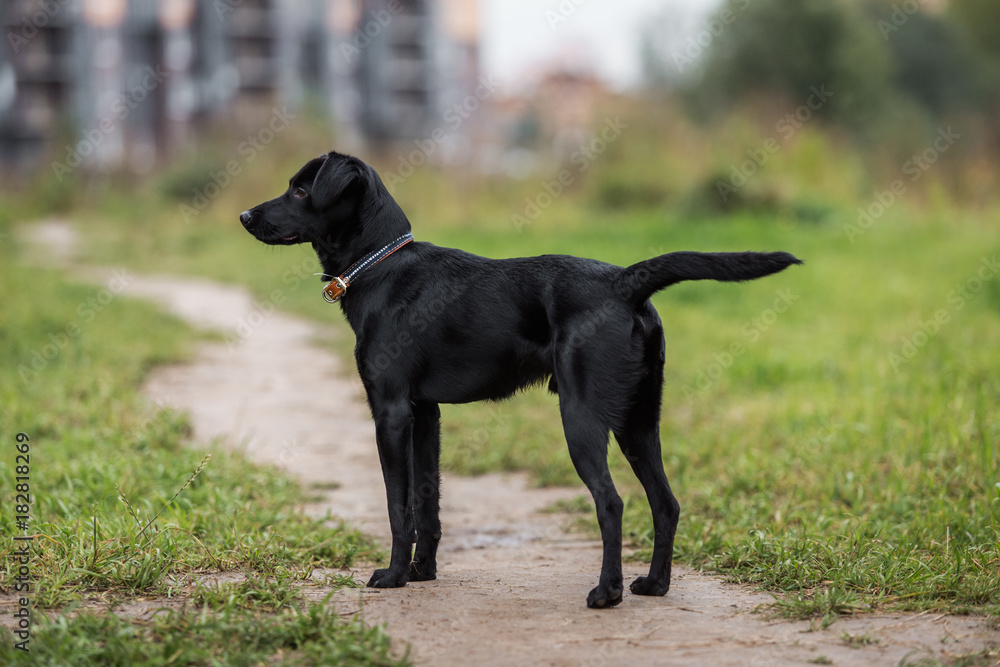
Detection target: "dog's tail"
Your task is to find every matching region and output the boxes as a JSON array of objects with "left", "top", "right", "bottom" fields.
[{"left": 616, "top": 251, "right": 802, "bottom": 308}]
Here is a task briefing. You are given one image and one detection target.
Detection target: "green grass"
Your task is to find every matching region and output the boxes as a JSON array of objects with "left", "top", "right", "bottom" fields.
[
  {"left": 0, "top": 599, "right": 402, "bottom": 666},
  {"left": 0, "top": 212, "right": 400, "bottom": 664},
  {"left": 9, "top": 116, "right": 1000, "bottom": 631},
  {"left": 0, "top": 573, "right": 396, "bottom": 665}
]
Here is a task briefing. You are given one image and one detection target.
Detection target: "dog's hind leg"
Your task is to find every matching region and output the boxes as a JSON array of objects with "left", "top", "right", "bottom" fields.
[
  {"left": 613, "top": 326, "right": 680, "bottom": 596},
  {"left": 558, "top": 394, "right": 624, "bottom": 608},
  {"left": 408, "top": 401, "right": 441, "bottom": 581},
  {"left": 614, "top": 424, "right": 680, "bottom": 596}
]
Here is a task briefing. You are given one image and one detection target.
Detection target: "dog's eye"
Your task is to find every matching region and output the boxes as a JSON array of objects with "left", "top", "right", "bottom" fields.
[{"left": 292, "top": 187, "right": 308, "bottom": 199}]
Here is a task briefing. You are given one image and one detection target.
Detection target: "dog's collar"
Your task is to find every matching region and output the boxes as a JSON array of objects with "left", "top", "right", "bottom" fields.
[{"left": 322, "top": 233, "right": 415, "bottom": 303}]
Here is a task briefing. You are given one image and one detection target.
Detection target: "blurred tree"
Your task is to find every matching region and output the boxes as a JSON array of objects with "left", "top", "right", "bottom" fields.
[
  {"left": 878, "top": 6, "right": 986, "bottom": 116},
  {"left": 949, "top": 0, "right": 1000, "bottom": 68},
  {"left": 672, "top": 0, "right": 894, "bottom": 132},
  {"left": 948, "top": 0, "right": 1000, "bottom": 128}
]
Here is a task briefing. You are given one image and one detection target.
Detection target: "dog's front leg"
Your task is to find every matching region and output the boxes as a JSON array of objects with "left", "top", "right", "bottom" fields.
[
  {"left": 408, "top": 401, "right": 441, "bottom": 581},
  {"left": 367, "top": 399, "right": 415, "bottom": 588}
]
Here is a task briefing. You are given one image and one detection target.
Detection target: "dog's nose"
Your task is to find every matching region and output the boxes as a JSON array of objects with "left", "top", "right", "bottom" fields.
[{"left": 240, "top": 210, "right": 252, "bottom": 227}]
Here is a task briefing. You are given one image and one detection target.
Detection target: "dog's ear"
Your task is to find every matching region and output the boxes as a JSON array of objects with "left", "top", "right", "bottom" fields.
[{"left": 311, "top": 153, "right": 365, "bottom": 211}]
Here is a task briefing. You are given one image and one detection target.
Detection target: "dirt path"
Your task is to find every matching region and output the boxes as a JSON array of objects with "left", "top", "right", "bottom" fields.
[{"left": 22, "top": 222, "right": 999, "bottom": 665}]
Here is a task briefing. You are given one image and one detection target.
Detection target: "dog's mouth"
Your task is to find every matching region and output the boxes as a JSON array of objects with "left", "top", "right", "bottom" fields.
[
  {"left": 267, "top": 233, "right": 300, "bottom": 245},
  {"left": 253, "top": 227, "right": 302, "bottom": 245}
]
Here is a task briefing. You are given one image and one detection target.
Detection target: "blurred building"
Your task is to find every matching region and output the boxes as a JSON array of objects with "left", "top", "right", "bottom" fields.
[{"left": 0, "top": 0, "right": 480, "bottom": 172}]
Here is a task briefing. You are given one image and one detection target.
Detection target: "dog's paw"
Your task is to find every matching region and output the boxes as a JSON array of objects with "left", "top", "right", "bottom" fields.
[
  {"left": 629, "top": 575, "right": 670, "bottom": 596},
  {"left": 586, "top": 583, "right": 624, "bottom": 609},
  {"left": 366, "top": 568, "right": 408, "bottom": 588},
  {"left": 407, "top": 560, "right": 437, "bottom": 582}
]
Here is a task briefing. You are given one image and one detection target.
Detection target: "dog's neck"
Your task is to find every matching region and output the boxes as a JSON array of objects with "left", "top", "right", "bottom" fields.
[{"left": 313, "top": 178, "right": 412, "bottom": 277}]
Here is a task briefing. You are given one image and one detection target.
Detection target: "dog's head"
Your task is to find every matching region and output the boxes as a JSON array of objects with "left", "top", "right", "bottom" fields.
[{"left": 240, "top": 152, "right": 409, "bottom": 258}]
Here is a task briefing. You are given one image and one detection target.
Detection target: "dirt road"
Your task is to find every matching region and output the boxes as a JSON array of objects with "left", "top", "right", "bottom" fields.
[{"left": 100, "top": 265, "right": 997, "bottom": 667}]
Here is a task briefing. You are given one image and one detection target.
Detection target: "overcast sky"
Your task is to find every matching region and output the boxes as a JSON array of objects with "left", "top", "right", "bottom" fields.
[{"left": 479, "top": 0, "right": 722, "bottom": 92}]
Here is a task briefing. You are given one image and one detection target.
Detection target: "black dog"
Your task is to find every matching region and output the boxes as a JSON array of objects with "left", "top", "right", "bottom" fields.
[{"left": 240, "top": 152, "right": 801, "bottom": 608}]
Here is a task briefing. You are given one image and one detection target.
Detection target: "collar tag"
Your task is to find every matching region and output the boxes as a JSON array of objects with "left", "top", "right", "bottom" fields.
[{"left": 323, "top": 277, "right": 348, "bottom": 303}]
